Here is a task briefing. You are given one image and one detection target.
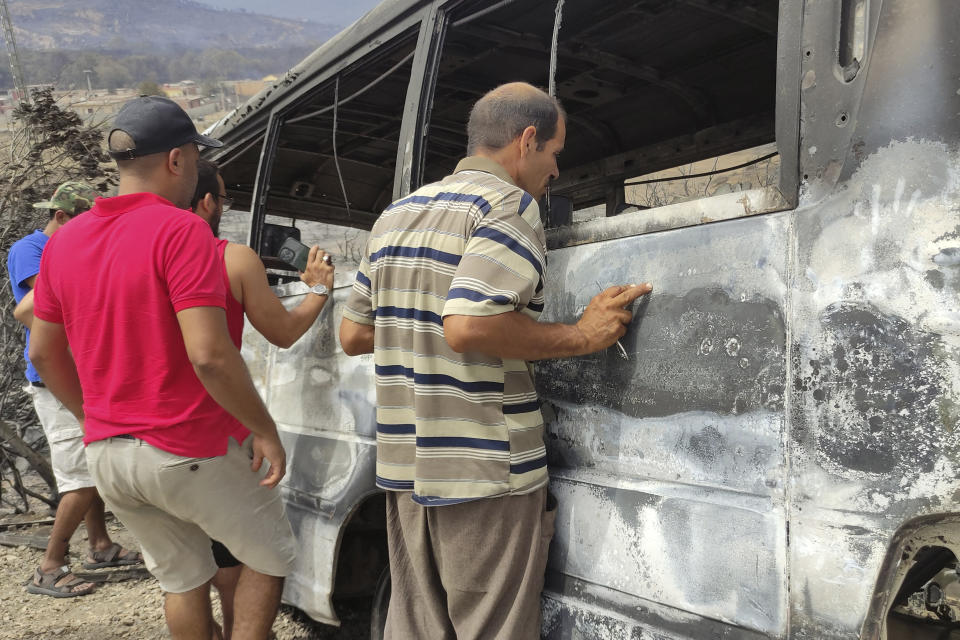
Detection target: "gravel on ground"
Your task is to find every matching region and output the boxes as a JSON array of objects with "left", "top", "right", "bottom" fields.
[{"left": 0, "top": 516, "right": 369, "bottom": 639}]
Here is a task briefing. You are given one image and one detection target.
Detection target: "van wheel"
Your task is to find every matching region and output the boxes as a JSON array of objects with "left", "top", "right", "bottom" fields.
[{"left": 369, "top": 567, "right": 390, "bottom": 640}]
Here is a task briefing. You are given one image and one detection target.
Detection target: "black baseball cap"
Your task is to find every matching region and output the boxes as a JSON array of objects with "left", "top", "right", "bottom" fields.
[{"left": 108, "top": 95, "right": 223, "bottom": 160}]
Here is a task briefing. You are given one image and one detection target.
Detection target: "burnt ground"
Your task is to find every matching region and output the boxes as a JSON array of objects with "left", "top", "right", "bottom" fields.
[{"left": 0, "top": 472, "right": 369, "bottom": 640}]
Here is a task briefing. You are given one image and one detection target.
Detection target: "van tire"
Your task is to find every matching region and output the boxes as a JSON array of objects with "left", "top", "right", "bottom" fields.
[{"left": 369, "top": 566, "right": 390, "bottom": 640}]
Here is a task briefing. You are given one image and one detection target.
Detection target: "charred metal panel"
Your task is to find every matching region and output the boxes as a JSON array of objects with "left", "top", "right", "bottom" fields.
[
  {"left": 263, "top": 285, "right": 374, "bottom": 438},
  {"left": 840, "top": 1, "right": 960, "bottom": 169},
  {"left": 798, "top": 0, "right": 960, "bottom": 202},
  {"left": 541, "top": 577, "right": 772, "bottom": 640},
  {"left": 788, "top": 138, "right": 960, "bottom": 638},
  {"left": 536, "top": 214, "right": 791, "bottom": 636},
  {"left": 279, "top": 431, "right": 378, "bottom": 626},
  {"left": 241, "top": 285, "right": 378, "bottom": 625},
  {"left": 786, "top": 0, "right": 960, "bottom": 636}
]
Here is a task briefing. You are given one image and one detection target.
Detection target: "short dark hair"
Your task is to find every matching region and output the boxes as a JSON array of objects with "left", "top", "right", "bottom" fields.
[
  {"left": 191, "top": 159, "right": 220, "bottom": 210},
  {"left": 47, "top": 205, "right": 88, "bottom": 220},
  {"left": 466, "top": 84, "right": 565, "bottom": 154}
]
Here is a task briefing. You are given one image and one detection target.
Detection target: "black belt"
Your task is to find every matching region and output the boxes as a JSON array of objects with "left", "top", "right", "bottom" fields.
[
  {"left": 112, "top": 434, "right": 136, "bottom": 440},
  {"left": 30, "top": 381, "right": 45, "bottom": 388}
]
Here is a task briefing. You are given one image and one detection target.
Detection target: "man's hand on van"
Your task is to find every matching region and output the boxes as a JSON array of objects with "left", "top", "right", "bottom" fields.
[
  {"left": 575, "top": 283, "right": 652, "bottom": 354},
  {"left": 252, "top": 433, "right": 287, "bottom": 488}
]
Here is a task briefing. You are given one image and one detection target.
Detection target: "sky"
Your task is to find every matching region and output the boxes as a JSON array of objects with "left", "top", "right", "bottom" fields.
[{"left": 203, "top": 0, "right": 384, "bottom": 27}]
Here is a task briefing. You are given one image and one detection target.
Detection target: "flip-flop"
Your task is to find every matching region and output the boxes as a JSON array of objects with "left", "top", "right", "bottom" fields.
[
  {"left": 26, "top": 565, "right": 96, "bottom": 598},
  {"left": 83, "top": 542, "right": 143, "bottom": 569}
]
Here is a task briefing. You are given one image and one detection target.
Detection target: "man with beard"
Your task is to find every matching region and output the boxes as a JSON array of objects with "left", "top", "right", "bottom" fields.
[{"left": 189, "top": 158, "right": 334, "bottom": 639}]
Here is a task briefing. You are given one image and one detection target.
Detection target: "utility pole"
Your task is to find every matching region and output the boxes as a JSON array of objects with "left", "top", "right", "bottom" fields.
[
  {"left": 0, "top": 0, "right": 35, "bottom": 161},
  {"left": 0, "top": 0, "right": 27, "bottom": 105}
]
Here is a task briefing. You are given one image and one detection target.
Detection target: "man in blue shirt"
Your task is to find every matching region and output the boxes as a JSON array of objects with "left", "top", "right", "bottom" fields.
[{"left": 8, "top": 182, "right": 141, "bottom": 598}]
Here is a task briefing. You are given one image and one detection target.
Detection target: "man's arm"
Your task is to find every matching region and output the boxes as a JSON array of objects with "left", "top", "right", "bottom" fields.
[
  {"left": 444, "top": 284, "right": 652, "bottom": 360},
  {"left": 338, "top": 250, "right": 375, "bottom": 356},
  {"left": 176, "top": 305, "right": 286, "bottom": 487},
  {"left": 28, "top": 317, "right": 84, "bottom": 421},
  {"left": 340, "top": 317, "right": 374, "bottom": 355},
  {"left": 231, "top": 244, "right": 334, "bottom": 349},
  {"left": 13, "top": 289, "right": 34, "bottom": 329}
]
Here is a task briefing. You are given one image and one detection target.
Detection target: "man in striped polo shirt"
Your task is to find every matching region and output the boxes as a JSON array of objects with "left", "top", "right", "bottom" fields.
[{"left": 340, "top": 82, "right": 652, "bottom": 639}]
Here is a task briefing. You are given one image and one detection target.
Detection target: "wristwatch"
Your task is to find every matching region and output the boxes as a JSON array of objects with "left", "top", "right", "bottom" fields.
[{"left": 309, "top": 283, "right": 329, "bottom": 297}]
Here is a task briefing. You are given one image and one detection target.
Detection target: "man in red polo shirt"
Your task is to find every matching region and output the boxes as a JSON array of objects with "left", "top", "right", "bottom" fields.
[{"left": 29, "top": 96, "right": 296, "bottom": 640}]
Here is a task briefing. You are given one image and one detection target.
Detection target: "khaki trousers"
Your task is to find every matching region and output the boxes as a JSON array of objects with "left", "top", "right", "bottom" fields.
[{"left": 384, "top": 488, "right": 556, "bottom": 640}]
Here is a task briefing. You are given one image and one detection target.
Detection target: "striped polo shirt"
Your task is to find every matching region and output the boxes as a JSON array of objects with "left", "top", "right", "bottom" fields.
[{"left": 343, "top": 156, "right": 548, "bottom": 505}]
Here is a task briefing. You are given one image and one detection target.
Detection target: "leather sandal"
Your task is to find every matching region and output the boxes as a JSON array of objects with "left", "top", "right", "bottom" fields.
[
  {"left": 83, "top": 542, "right": 143, "bottom": 569},
  {"left": 26, "top": 565, "right": 96, "bottom": 598}
]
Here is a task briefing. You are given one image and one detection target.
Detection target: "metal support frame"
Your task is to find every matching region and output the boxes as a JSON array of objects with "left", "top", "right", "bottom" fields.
[
  {"left": 395, "top": 1, "right": 447, "bottom": 198},
  {"left": 451, "top": 0, "right": 523, "bottom": 27},
  {"left": 548, "top": 0, "right": 564, "bottom": 98},
  {"left": 544, "top": 0, "right": 565, "bottom": 224},
  {"left": 247, "top": 113, "right": 283, "bottom": 253},
  {"left": 773, "top": 0, "right": 804, "bottom": 208}
]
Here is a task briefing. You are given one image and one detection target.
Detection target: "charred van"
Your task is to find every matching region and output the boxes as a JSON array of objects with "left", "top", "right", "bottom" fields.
[{"left": 204, "top": 1, "right": 960, "bottom": 637}]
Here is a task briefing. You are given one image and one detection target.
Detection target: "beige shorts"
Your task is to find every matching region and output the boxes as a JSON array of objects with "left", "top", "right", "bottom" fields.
[
  {"left": 26, "top": 385, "right": 94, "bottom": 493},
  {"left": 85, "top": 435, "right": 297, "bottom": 593}
]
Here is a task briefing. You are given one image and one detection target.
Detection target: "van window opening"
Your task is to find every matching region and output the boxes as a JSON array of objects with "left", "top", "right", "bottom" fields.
[
  {"left": 272, "top": 40, "right": 415, "bottom": 230},
  {"left": 617, "top": 144, "right": 780, "bottom": 214},
  {"left": 421, "top": 0, "right": 784, "bottom": 229},
  {"left": 216, "top": 31, "right": 417, "bottom": 262},
  {"left": 215, "top": 30, "right": 417, "bottom": 278}
]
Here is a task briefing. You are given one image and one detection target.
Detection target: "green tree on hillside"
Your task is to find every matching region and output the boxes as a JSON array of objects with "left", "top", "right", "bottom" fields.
[
  {"left": 136, "top": 80, "right": 165, "bottom": 96},
  {"left": 95, "top": 59, "right": 132, "bottom": 91},
  {"left": 199, "top": 48, "right": 244, "bottom": 80}
]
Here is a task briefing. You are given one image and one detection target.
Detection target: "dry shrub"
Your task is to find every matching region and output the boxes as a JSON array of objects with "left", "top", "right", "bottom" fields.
[{"left": 0, "top": 88, "right": 116, "bottom": 512}]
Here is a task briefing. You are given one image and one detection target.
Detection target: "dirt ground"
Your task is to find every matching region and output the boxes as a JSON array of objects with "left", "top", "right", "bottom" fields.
[{"left": 0, "top": 497, "right": 368, "bottom": 639}]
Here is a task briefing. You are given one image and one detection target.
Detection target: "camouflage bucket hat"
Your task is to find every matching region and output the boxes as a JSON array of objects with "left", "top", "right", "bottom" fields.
[{"left": 32, "top": 181, "right": 99, "bottom": 215}]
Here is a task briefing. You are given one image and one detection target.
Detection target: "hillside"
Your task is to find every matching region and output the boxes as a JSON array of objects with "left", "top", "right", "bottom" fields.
[
  {"left": 8, "top": 0, "right": 340, "bottom": 51},
  {"left": 206, "top": 0, "right": 382, "bottom": 26}
]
